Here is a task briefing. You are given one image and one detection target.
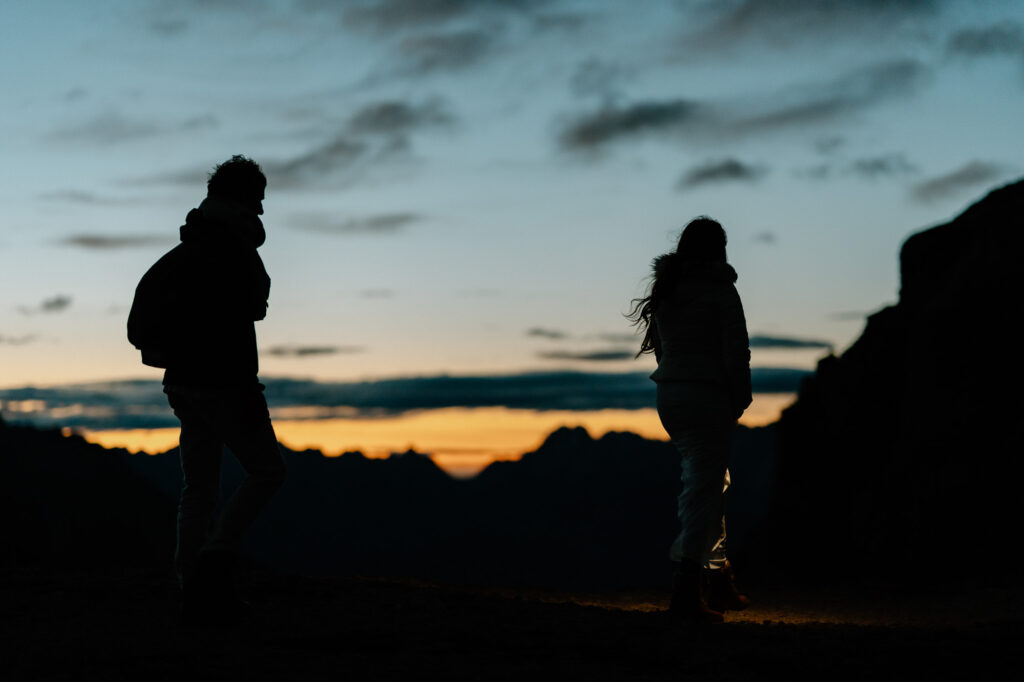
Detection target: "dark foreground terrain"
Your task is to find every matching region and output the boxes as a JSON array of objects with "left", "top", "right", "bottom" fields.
[{"left": 5, "top": 568, "right": 1020, "bottom": 681}]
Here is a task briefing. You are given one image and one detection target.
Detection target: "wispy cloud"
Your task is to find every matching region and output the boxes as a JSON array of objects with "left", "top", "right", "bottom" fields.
[
  {"left": 680, "top": 0, "right": 940, "bottom": 52},
  {"left": 592, "top": 332, "right": 639, "bottom": 344},
  {"left": 753, "top": 232, "right": 777, "bottom": 245},
  {"left": 149, "top": 18, "right": 190, "bottom": 36},
  {"left": 290, "top": 212, "right": 422, "bottom": 235},
  {"left": 136, "top": 98, "right": 455, "bottom": 191},
  {"left": 537, "top": 349, "right": 635, "bottom": 362},
  {"left": 911, "top": 161, "right": 1008, "bottom": 203},
  {"left": 347, "top": 99, "right": 455, "bottom": 135},
  {"left": 830, "top": 311, "right": 869, "bottom": 321},
  {"left": 749, "top": 335, "right": 833, "bottom": 351},
  {"left": 58, "top": 234, "right": 169, "bottom": 249},
  {"left": 947, "top": 22, "right": 1024, "bottom": 57},
  {"left": 46, "top": 111, "right": 218, "bottom": 146},
  {"left": 337, "top": 0, "right": 551, "bottom": 33},
  {"left": 0, "top": 334, "right": 38, "bottom": 345},
  {"left": 560, "top": 60, "right": 928, "bottom": 152},
  {"left": 677, "top": 158, "right": 767, "bottom": 189},
  {"left": 264, "top": 345, "right": 365, "bottom": 357},
  {"left": 360, "top": 288, "right": 395, "bottom": 299},
  {"left": 0, "top": 368, "right": 812, "bottom": 429},
  {"left": 569, "top": 58, "right": 633, "bottom": 98},
  {"left": 559, "top": 99, "right": 701, "bottom": 151},
  {"left": 527, "top": 327, "right": 568, "bottom": 340},
  {"left": 846, "top": 153, "right": 916, "bottom": 179},
  {"left": 734, "top": 60, "right": 928, "bottom": 134},
  {"left": 267, "top": 98, "right": 455, "bottom": 187},
  {"left": 18, "top": 295, "right": 72, "bottom": 316},
  {"left": 397, "top": 30, "right": 497, "bottom": 74},
  {"left": 38, "top": 190, "right": 139, "bottom": 206}
]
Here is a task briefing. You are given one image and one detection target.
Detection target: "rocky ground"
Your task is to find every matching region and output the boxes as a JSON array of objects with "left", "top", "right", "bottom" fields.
[{"left": 4, "top": 568, "right": 1021, "bottom": 681}]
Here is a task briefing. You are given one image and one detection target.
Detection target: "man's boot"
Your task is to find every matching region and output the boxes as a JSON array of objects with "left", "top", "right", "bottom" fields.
[
  {"left": 670, "top": 558, "right": 724, "bottom": 626},
  {"left": 181, "top": 549, "right": 252, "bottom": 626},
  {"left": 705, "top": 560, "right": 750, "bottom": 613}
]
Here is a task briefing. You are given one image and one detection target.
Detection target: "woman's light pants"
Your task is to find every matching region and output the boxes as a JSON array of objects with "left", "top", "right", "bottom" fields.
[{"left": 657, "top": 382, "right": 734, "bottom": 570}]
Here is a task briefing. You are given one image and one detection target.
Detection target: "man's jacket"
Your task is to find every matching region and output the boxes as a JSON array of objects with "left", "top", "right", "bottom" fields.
[{"left": 128, "top": 197, "right": 270, "bottom": 387}]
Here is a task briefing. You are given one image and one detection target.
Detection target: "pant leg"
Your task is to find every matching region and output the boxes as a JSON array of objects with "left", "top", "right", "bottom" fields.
[
  {"left": 167, "top": 389, "right": 224, "bottom": 587},
  {"left": 658, "top": 382, "right": 734, "bottom": 569},
  {"left": 668, "top": 426, "right": 732, "bottom": 568},
  {"left": 205, "top": 387, "right": 286, "bottom": 552}
]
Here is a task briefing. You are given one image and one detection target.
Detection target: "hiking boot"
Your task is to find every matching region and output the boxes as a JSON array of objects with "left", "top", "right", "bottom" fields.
[
  {"left": 705, "top": 560, "right": 750, "bottom": 613},
  {"left": 670, "top": 558, "right": 724, "bottom": 626},
  {"left": 180, "top": 549, "right": 252, "bottom": 626}
]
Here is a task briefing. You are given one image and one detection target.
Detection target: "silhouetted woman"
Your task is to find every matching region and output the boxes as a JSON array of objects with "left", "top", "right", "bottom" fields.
[{"left": 629, "top": 216, "right": 752, "bottom": 625}]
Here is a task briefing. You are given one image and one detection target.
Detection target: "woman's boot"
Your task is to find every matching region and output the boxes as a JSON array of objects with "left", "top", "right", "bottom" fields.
[
  {"left": 705, "top": 559, "right": 750, "bottom": 613},
  {"left": 670, "top": 558, "right": 724, "bottom": 625}
]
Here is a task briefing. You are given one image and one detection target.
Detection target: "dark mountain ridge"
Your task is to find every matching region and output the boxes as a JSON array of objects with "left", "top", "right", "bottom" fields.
[{"left": 1, "top": 413, "right": 774, "bottom": 589}]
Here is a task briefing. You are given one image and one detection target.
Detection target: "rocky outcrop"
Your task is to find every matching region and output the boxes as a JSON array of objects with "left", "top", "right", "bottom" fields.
[{"left": 758, "top": 179, "right": 1024, "bottom": 584}]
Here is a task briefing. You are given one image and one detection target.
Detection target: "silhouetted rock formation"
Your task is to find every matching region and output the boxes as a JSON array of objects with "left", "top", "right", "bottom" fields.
[{"left": 761, "top": 178, "right": 1024, "bottom": 585}]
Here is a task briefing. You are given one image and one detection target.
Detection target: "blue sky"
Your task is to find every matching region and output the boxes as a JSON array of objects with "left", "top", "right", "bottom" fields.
[{"left": 2, "top": 0, "right": 1022, "bottom": 397}]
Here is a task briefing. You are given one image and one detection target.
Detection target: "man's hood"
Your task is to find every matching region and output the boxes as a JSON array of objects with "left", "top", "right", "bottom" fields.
[{"left": 179, "top": 196, "right": 266, "bottom": 248}]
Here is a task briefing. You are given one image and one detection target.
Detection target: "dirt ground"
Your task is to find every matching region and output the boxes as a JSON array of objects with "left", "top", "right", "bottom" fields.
[{"left": 4, "top": 568, "right": 1020, "bottom": 681}]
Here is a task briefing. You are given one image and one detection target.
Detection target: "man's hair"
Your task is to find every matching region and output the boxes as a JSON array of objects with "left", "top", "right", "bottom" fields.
[{"left": 207, "top": 155, "right": 266, "bottom": 202}]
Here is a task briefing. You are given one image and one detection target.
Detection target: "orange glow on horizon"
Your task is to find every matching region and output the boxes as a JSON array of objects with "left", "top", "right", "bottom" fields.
[{"left": 80, "top": 395, "right": 793, "bottom": 477}]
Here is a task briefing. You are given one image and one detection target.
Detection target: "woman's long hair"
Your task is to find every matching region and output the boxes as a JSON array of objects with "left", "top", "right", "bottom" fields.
[{"left": 627, "top": 216, "right": 728, "bottom": 357}]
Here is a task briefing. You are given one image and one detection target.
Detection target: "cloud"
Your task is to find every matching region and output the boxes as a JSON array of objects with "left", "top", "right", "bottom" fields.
[
  {"left": 753, "top": 232, "right": 777, "bottom": 245},
  {"left": 397, "top": 30, "right": 496, "bottom": 73},
  {"left": 58, "top": 234, "right": 169, "bottom": 249},
  {"left": 19, "top": 295, "right": 72, "bottom": 316},
  {"left": 537, "top": 349, "right": 636, "bottom": 362},
  {"left": 592, "top": 332, "right": 639, "bottom": 344},
  {"left": 814, "top": 136, "right": 845, "bottom": 155},
  {"left": 267, "top": 135, "right": 370, "bottom": 187},
  {"left": 569, "top": 58, "right": 633, "bottom": 98},
  {"left": 347, "top": 99, "right": 455, "bottom": 135},
  {"left": 559, "top": 99, "right": 702, "bottom": 151},
  {"left": 947, "top": 23, "right": 1024, "bottom": 57},
  {"left": 677, "top": 158, "right": 767, "bottom": 189},
  {"left": 149, "top": 18, "right": 190, "bottom": 36},
  {"left": 797, "top": 153, "right": 917, "bottom": 183},
  {"left": 0, "top": 334, "right": 38, "bottom": 345},
  {"left": 267, "top": 98, "right": 454, "bottom": 187},
  {"left": 456, "top": 288, "right": 502, "bottom": 297},
  {"left": 527, "top": 327, "right": 568, "bottom": 340},
  {"left": 681, "top": 0, "right": 940, "bottom": 52},
  {"left": 560, "top": 60, "right": 928, "bottom": 152},
  {"left": 131, "top": 97, "right": 455, "bottom": 190},
  {"left": 290, "top": 212, "right": 422, "bottom": 235},
  {"left": 39, "top": 190, "right": 134, "bottom": 206},
  {"left": 830, "top": 311, "right": 868, "bottom": 321},
  {"left": 46, "top": 112, "right": 218, "bottom": 146},
  {"left": 264, "top": 345, "right": 365, "bottom": 357},
  {"left": 338, "top": 0, "right": 549, "bottom": 32},
  {"left": 846, "top": 153, "right": 916, "bottom": 178},
  {"left": 734, "top": 60, "right": 928, "bottom": 133},
  {"left": 749, "top": 335, "right": 833, "bottom": 351},
  {"left": 0, "top": 369, "right": 813, "bottom": 429},
  {"left": 533, "top": 12, "right": 589, "bottom": 33},
  {"left": 360, "top": 288, "right": 395, "bottom": 299},
  {"left": 63, "top": 88, "right": 89, "bottom": 103},
  {"left": 911, "top": 161, "right": 1008, "bottom": 203}
]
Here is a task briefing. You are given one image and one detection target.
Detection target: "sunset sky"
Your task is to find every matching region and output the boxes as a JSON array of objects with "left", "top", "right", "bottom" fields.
[{"left": 2, "top": 1, "right": 1022, "bottom": 474}]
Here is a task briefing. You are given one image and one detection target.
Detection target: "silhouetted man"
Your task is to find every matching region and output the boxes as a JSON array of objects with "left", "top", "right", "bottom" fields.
[{"left": 128, "top": 155, "right": 285, "bottom": 624}]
